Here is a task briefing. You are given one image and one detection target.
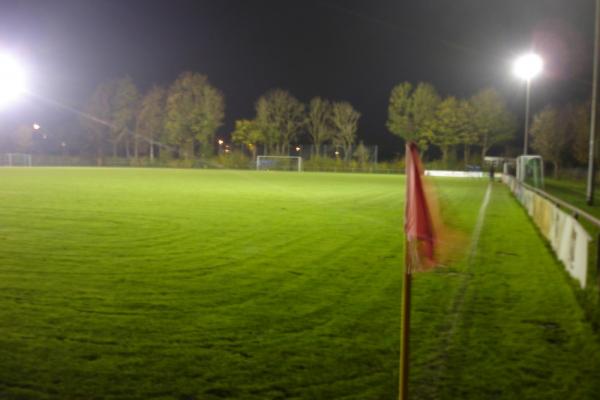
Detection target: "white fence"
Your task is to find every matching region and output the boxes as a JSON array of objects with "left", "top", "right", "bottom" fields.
[
  {"left": 503, "top": 175, "right": 591, "bottom": 288},
  {"left": 425, "top": 170, "right": 485, "bottom": 178}
]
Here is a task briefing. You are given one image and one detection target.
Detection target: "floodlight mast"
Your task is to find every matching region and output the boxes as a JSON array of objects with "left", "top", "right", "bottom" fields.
[
  {"left": 587, "top": 0, "right": 600, "bottom": 206},
  {"left": 513, "top": 53, "right": 543, "bottom": 155}
]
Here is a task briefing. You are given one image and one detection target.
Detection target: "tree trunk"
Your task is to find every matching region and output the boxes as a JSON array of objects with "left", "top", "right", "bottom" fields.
[
  {"left": 465, "top": 145, "right": 470, "bottom": 165},
  {"left": 112, "top": 142, "right": 117, "bottom": 158},
  {"left": 134, "top": 136, "right": 139, "bottom": 160},
  {"left": 344, "top": 144, "right": 352, "bottom": 161},
  {"left": 442, "top": 145, "right": 449, "bottom": 166},
  {"left": 125, "top": 136, "right": 130, "bottom": 159},
  {"left": 481, "top": 132, "right": 489, "bottom": 163},
  {"left": 554, "top": 161, "right": 559, "bottom": 179},
  {"left": 150, "top": 140, "right": 154, "bottom": 162},
  {"left": 97, "top": 145, "right": 104, "bottom": 166}
]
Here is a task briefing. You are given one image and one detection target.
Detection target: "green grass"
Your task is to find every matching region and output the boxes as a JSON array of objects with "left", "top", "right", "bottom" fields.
[
  {"left": 544, "top": 178, "right": 600, "bottom": 220},
  {"left": 0, "top": 168, "right": 598, "bottom": 399}
]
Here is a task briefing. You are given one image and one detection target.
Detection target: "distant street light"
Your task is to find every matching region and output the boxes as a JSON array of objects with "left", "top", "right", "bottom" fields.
[
  {"left": 513, "top": 53, "right": 543, "bottom": 155},
  {"left": 33, "top": 123, "right": 40, "bottom": 130},
  {"left": 295, "top": 146, "right": 301, "bottom": 152},
  {"left": 0, "top": 53, "right": 26, "bottom": 107}
]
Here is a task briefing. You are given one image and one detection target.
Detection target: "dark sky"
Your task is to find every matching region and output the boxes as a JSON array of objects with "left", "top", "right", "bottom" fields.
[{"left": 0, "top": 0, "right": 596, "bottom": 158}]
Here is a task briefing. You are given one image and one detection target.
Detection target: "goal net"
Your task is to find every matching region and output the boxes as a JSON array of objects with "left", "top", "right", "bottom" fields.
[
  {"left": 516, "top": 155, "right": 544, "bottom": 188},
  {"left": 0, "top": 153, "right": 32, "bottom": 167},
  {"left": 256, "top": 156, "right": 302, "bottom": 172}
]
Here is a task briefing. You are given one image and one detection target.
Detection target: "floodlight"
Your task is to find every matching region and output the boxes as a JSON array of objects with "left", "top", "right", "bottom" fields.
[
  {"left": 512, "top": 52, "right": 543, "bottom": 155},
  {"left": 513, "top": 53, "right": 543, "bottom": 81},
  {"left": 0, "top": 54, "right": 26, "bottom": 106},
  {"left": 33, "top": 123, "right": 40, "bottom": 130}
]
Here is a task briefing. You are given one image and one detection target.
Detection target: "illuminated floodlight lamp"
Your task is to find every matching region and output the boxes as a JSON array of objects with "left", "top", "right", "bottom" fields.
[
  {"left": 0, "top": 54, "right": 26, "bottom": 106},
  {"left": 295, "top": 146, "right": 301, "bottom": 152},
  {"left": 512, "top": 52, "right": 543, "bottom": 155},
  {"left": 513, "top": 53, "right": 543, "bottom": 81},
  {"left": 33, "top": 123, "right": 40, "bottom": 130}
]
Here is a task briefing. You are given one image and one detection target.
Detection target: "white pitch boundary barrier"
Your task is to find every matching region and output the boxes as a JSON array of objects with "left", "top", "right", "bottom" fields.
[
  {"left": 425, "top": 170, "right": 487, "bottom": 178},
  {"left": 503, "top": 175, "right": 592, "bottom": 288}
]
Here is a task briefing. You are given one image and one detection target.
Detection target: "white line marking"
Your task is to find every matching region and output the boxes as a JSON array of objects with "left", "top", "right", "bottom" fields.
[
  {"left": 468, "top": 182, "right": 493, "bottom": 263},
  {"left": 430, "top": 182, "right": 494, "bottom": 395}
]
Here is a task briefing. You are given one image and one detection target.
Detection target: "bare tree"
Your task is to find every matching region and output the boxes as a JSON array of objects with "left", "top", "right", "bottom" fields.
[
  {"left": 255, "top": 89, "right": 304, "bottom": 154},
  {"left": 111, "top": 76, "right": 139, "bottom": 158},
  {"left": 135, "top": 85, "right": 166, "bottom": 161},
  {"left": 530, "top": 105, "right": 569, "bottom": 178},
  {"left": 80, "top": 81, "right": 113, "bottom": 164},
  {"left": 306, "top": 97, "right": 332, "bottom": 156},
  {"left": 331, "top": 101, "right": 360, "bottom": 161}
]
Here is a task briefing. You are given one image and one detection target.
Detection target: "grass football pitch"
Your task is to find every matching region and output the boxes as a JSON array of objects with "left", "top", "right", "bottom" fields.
[{"left": 0, "top": 168, "right": 599, "bottom": 400}]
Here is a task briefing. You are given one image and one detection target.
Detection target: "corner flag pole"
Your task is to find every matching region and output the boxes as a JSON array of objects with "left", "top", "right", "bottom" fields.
[
  {"left": 400, "top": 142, "right": 436, "bottom": 400},
  {"left": 399, "top": 239, "right": 411, "bottom": 400}
]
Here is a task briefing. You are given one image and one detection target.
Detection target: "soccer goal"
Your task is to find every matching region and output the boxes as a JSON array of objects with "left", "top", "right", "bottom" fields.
[
  {"left": 256, "top": 156, "right": 303, "bottom": 172},
  {"left": 0, "top": 153, "right": 32, "bottom": 167},
  {"left": 516, "top": 155, "right": 544, "bottom": 188}
]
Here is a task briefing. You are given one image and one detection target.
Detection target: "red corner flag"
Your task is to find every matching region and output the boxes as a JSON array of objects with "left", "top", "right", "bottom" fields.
[
  {"left": 399, "top": 142, "right": 436, "bottom": 400},
  {"left": 404, "top": 142, "right": 436, "bottom": 270}
]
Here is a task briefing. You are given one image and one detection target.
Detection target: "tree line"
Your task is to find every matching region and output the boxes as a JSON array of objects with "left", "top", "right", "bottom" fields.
[
  {"left": 529, "top": 102, "right": 595, "bottom": 177},
  {"left": 76, "top": 72, "right": 364, "bottom": 164},
  {"left": 79, "top": 75, "right": 520, "bottom": 166},
  {"left": 386, "top": 82, "right": 517, "bottom": 164},
  {"left": 9, "top": 69, "right": 584, "bottom": 170},
  {"left": 81, "top": 72, "right": 225, "bottom": 163}
]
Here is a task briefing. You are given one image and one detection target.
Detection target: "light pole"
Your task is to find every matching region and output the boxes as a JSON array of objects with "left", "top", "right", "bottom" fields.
[
  {"left": 0, "top": 53, "right": 26, "bottom": 108},
  {"left": 587, "top": 0, "right": 600, "bottom": 206},
  {"left": 513, "top": 53, "right": 543, "bottom": 155}
]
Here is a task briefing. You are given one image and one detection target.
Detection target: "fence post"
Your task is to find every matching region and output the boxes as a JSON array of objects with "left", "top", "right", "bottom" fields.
[{"left": 596, "top": 233, "right": 600, "bottom": 285}]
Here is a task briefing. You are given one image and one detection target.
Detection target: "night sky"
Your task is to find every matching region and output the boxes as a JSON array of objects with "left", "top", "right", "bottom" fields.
[{"left": 0, "top": 0, "right": 596, "bottom": 158}]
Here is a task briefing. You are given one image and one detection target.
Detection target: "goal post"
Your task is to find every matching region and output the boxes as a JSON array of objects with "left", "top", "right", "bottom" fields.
[
  {"left": 0, "top": 153, "right": 32, "bottom": 167},
  {"left": 256, "top": 156, "right": 303, "bottom": 172}
]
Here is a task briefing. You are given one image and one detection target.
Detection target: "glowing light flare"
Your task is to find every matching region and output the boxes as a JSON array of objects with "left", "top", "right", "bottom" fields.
[
  {"left": 218, "top": 139, "right": 224, "bottom": 145},
  {"left": 0, "top": 54, "right": 26, "bottom": 106},
  {"left": 295, "top": 146, "right": 301, "bottom": 152},
  {"left": 33, "top": 123, "right": 40, "bottom": 130},
  {"left": 513, "top": 53, "right": 543, "bottom": 81}
]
